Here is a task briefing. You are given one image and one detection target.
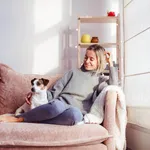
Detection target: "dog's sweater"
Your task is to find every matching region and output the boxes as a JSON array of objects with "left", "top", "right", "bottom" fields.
[{"left": 47, "top": 65, "right": 118, "bottom": 115}]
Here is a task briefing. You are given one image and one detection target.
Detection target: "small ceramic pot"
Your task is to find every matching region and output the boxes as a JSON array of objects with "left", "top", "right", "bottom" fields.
[{"left": 91, "top": 37, "right": 99, "bottom": 43}]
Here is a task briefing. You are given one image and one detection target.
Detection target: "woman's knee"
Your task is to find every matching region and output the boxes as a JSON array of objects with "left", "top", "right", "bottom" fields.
[
  {"left": 46, "top": 100, "right": 66, "bottom": 114},
  {"left": 68, "top": 107, "right": 83, "bottom": 125}
]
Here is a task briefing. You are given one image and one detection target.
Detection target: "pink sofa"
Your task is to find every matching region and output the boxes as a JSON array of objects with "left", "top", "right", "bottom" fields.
[{"left": 0, "top": 63, "right": 117, "bottom": 150}]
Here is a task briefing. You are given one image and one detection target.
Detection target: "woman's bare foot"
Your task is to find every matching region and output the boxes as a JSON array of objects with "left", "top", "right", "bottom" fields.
[{"left": 0, "top": 115, "right": 24, "bottom": 122}]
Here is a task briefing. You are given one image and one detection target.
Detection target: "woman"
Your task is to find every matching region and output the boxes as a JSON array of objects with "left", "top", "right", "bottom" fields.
[{"left": 0, "top": 44, "right": 118, "bottom": 125}]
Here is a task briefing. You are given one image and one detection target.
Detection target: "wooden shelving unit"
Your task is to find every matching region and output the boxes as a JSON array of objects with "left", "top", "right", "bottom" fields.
[{"left": 77, "top": 15, "right": 121, "bottom": 77}]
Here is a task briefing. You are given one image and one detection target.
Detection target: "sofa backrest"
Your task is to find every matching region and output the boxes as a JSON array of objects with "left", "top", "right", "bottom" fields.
[{"left": 0, "top": 63, "right": 62, "bottom": 115}]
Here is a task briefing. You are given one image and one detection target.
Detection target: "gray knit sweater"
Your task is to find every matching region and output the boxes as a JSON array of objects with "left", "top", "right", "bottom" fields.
[{"left": 47, "top": 66, "right": 118, "bottom": 114}]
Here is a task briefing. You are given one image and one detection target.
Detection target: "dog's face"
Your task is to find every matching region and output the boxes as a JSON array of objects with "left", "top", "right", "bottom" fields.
[{"left": 31, "top": 78, "right": 49, "bottom": 93}]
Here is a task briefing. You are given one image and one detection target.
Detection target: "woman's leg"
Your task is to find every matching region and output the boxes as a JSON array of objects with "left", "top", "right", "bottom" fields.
[
  {"left": 19, "top": 99, "right": 68, "bottom": 122},
  {"left": 40, "top": 106, "right": 83, "bottom": 125}
]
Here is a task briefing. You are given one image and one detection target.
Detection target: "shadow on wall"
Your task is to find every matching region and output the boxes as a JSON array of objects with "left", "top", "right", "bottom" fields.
[
  {"left": 0, "top": 0, "right": 72, "bottom": 75},
  {"left": 61, "top": 27, "right": 78, "bottom": 72}
]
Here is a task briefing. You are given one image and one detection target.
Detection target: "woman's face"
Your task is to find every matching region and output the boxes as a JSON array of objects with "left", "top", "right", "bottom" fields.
[{"left": 83, "top": 50, "right": 98, "bottom": 71}]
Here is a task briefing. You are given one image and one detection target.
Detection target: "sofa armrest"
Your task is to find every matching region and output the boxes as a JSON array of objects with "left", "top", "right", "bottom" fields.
[
  {"left": 0, "top": 63, "right": 62, "bottom": 115},
  {"left": 103, "top": 90, "right": 117, "bottom": 150}
]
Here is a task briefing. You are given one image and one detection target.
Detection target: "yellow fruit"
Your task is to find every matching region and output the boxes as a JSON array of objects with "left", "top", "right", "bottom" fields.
[{"left": 81, "top": 34, "right": 91, "bottom": 43}]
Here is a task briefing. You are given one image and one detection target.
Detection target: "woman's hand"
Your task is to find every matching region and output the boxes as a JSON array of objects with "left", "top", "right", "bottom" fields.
[
  {"left": 25, "top": 92, "right": 32, "bottom": 105},
  {"left": 104, "top": 51, "right": 113, "bottom": 67}
]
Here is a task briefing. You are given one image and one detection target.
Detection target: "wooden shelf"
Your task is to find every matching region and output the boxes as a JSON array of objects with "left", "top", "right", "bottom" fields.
[
  {"left": 78, "top": 16, "right": 118, "bottom": 23},
  {"left": 79, "top": 43, "right": 117, "bottom": 48}
]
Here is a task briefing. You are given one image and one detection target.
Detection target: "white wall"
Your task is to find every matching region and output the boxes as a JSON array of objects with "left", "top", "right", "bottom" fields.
[
  {"left": 0, "top": 0, "right": 71, "bottom": 75},
  {"left": 0, "top": 0, "right": 119, "bottom": 75},
  {"left": 124, "top": 0, "right": 150, "bottom": 106}
]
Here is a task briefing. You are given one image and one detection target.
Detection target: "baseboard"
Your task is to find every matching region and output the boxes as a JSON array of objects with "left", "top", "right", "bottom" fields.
[
  {"left": 126, "top": 123, "right": 150, "bottom": 149},
  {"left": 127, "top": 123, "right": 150, "bottom": 134}
]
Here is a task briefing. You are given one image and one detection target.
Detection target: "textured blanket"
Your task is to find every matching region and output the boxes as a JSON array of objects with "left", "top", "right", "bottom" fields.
[{"left": 84, "top": 85, "right": 127, "bottom": 150}]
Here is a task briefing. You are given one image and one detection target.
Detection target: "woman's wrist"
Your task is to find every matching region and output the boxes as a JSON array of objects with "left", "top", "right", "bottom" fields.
[{"left": 108, "top": 62, "right": 113, "bottom": 67}]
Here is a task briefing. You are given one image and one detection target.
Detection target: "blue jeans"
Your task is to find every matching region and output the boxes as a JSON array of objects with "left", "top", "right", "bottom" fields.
[{"left": 18, "top": 99, "right": 83, "bottom": 126}]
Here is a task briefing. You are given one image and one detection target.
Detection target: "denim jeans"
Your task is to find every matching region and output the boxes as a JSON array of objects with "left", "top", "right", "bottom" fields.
[{"left": 19, "top": 99, "right": 83, "bottom": 126}]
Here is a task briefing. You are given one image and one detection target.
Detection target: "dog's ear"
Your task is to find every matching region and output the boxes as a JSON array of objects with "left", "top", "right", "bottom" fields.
[
  {"left": 41, "top": 78, "right": 49, "bottom": 86},
  {"left": 31, "top": 78, "right": 37, "bottom": 85}
]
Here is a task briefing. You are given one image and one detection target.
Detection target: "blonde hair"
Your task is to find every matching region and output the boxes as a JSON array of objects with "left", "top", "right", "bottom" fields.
[{"left": 86, "top": 44, "right": 107, "bottom": 74}]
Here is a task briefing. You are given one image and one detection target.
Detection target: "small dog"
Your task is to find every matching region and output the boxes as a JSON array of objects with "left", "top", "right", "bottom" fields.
[{"left": 15, "top": 78, "right": 49, "bottom": 116}]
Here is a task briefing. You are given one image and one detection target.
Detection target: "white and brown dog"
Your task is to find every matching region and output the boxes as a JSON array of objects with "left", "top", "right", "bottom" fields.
[{"left": 15, "top": 78, "right": 49, "bottom": 116}]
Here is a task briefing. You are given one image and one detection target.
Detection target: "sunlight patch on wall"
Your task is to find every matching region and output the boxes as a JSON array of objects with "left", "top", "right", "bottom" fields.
[
  {"left": 34, "top": 0, "right": 62, "bottom": 33},
  {"left": 32, "top": 35, "right": 59, "bottom": 74}
]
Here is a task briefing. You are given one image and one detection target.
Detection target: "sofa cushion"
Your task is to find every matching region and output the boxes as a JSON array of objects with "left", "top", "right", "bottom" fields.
[
  {"left": 0, "top": 123, "right": 111, "bottom": 147},
  {"left": 0, "top": 144, "right": 107, "bottom": 150},
  {"left": 0, "top": 63, "right": 62, "bottom": 115}
]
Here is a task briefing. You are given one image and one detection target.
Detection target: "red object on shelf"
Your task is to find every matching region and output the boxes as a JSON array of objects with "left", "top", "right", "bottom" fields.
[{"left": 107, "top": 11, "right": 115, "bottom": 17}]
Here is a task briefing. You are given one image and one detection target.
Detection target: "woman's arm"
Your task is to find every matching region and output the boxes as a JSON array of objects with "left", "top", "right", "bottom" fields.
[
  {"left": 93, "top": 52, "right": 118, "bottom": 99},
  {"left": 108, "top": 66, "right": 118, "bottom": 85},
  {"left": 47, "top": 70, "right": 73, "bottom": 101},
  {"left": 105, "top": 52, "right": 118, "bottom": 85}
]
